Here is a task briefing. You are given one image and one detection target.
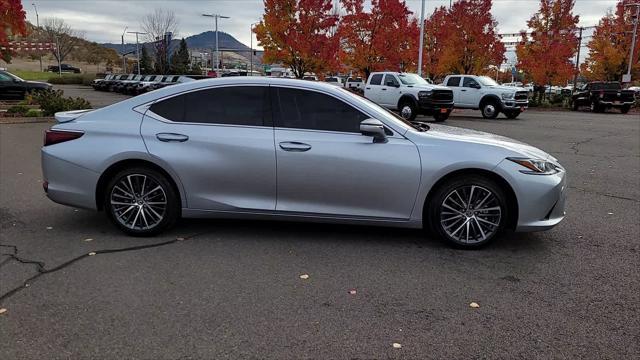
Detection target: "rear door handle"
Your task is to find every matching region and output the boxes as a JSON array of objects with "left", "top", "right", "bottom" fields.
[
  {"left": 156, "top": 133, "right": 189, "bottom": 142},
  {"left": 279, "top": 141, "right": 311, "bottom": 152}
]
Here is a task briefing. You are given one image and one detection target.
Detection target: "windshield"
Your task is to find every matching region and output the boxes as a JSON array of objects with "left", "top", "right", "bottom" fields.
[
  {"left": 325, "top": 77, "right": 338, "bottom": 83},
  {"left": 398, "top": 73, "right": 428, "bottom": 86},
  {"left": 592, "top": 82, "right": 621, "bottom": 90},
  {"left": 477, "top": 76, "right": 499, "bottom": 86}
]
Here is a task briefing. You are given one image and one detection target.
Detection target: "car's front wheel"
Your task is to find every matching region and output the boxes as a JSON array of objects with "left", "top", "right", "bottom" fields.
[
  {"left": 433, "top": 111, "right": 449, "bottom": 122},
  {"left": 428, "top": 175, "right": 508, "bottom": 248},
  {"left": 504, "top": 110, "right": 521, "bottom": 119},
  {"left": 105, "top": 167, "right": 179, "bottom": 236},
  {"left": 481, "top": 100, "right": 500, "bottom": 119},
  {"left": 620, "top": 105, "right": 631, "bottom": 114},
  {"left": 399, "top": 100, "right": 418, "bottom": 121}
]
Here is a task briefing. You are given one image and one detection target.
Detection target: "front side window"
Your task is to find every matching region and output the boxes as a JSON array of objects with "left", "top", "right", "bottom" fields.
[
  {"left": 0, "top": 73, "right": 13, "bottom": 82},
  {"left": 463, "top": 77, "right": 480, "bottom": 88},
  {"left": 384, "top": 75, "right": 400, "bottom": 87},
  {"left": 149, "top": 86, "right": 267, "bottom": 126},
  {"left": 446, "top": 76, "right": 461, "bottom": 87},
  {"left": 369, "top": 74, "right": 383, "bottom": 85},
  {"left": 273, "top": 87, "right": 368, "bottom": 133}
]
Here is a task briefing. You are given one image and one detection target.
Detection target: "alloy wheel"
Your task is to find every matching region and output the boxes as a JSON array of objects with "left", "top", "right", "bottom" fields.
[
  {"left": 440, "top": 185, "right": 502, "bottom": 244},
  {"left": 109, "top": 174, "right": 167, "bottom": 230}
]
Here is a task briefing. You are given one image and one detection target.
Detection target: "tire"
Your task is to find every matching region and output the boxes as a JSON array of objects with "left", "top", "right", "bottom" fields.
[
  {"left": 427, "top": 175, "right": 509, "bottom": 249},
  {"left": 481, "top": 100, "right": 500, "bottom": 119},
  {"left": 433, "top": 111, "right": 449, "bottom": 122},
  {"left": 104, "top": 167, "right": 180, "bottom": 236},
  {"left": 590, "top": 102, "right": 602, "bottom": 113},
  {"left": 572, "top": 101, "right": 579, "bottom": 111},
  {"left": 620, "top": 105, "right": 631, "bottom": 114},
  {"left": 504, "top": 110, "right": 520, "bottom": 119},
  {"left": 398, "top": 100, "right": 418, "bottom": 121}
]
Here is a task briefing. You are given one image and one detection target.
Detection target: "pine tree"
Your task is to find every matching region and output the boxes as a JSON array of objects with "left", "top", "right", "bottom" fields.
[
  {"left": 170, "top": 38, "right": 190, "bottom": 74},
  {"left": 139, "top": 46, "right": 153, "bottom": 74}
]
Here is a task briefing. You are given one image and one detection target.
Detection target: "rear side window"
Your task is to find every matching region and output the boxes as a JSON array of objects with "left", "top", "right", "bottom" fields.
[
  {"left": 149, "top": 86, "right": 268, "bottom": 126},
  {"left": 463, "top": 77, "right": 480, "bottom": 88},
  {"left": 369, "top": 74, "right": 383, "bottom": 85},
  {"left": 273, "top": 87, "right": 368, "bottom": 133},
  {"left": 446, "top": 77, "right": 461, "bottom": 87}
]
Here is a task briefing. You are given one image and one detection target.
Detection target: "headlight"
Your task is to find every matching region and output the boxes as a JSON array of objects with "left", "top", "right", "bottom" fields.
[
  {"left": 418, "top": 90, "right": 432, "bottom": 98},
  {"left": 501, "top": 92, "right": 515, "bottom": 100},
  {"left": 507, "top": 157, "right": 560, "bottom": 175}
]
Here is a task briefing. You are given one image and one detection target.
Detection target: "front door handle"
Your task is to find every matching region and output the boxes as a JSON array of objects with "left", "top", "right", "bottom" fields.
[
  {"left": 279, "top": 141, "right": 311, "bottom": 152},
  {"left": 156, "top": 133, "right": 189, "bottom": 142}
]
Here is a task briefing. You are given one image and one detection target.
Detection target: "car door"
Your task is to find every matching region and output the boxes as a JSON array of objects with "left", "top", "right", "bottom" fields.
[
  {"left": 0, "top": 73, "right": 25, "bottom": 100},
  {"left": 271, "top": 86, "right": 421, "bottom": 220},
  {"left": 365, "top": 73, "right": 384, "bottom": 104},
  {"left": 460, "top": 77, "right": 482, "bottom": 106},
  {"left": 381, "top": 74, "right": 402, "bottom": 108},
  {"left": 140, "top": 85, "right": 277, "bottom": 211},
  {"left": 445, "top": 76, "right": 462, "bottom": 104}
]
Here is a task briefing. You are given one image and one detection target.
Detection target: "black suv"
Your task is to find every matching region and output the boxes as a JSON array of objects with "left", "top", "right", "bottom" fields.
[
  {"left": 572, "top": 81, "right": 635, "bottom": 113},
  {"left": 0, "top": 70, "right": 52, "bottom": 100},
  {"left": 47, "top": 64, "right": 81, "bottom": 73}
]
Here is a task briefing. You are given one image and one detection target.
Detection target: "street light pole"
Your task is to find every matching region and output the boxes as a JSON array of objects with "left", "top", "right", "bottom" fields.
[
  {"left": 32, "top": 3, "right": 42, "bottom": 72},
  {"left": 128, "top": 31, "right": 147, "bottom": 75},
  {"left": 417, "top": 0, "right": 426, "bottom": 77},
  {"left": 624, "top": 3, "right": 640, "bottom": 83},
  {"left": 250, "top": 22, "right": 258, "bottom": 76},
  {"left": 202, "top": 13, "right": 230, "bottom": 73},
  {"left": 121, "top": 26, "right": 128, "bottom": 73}
]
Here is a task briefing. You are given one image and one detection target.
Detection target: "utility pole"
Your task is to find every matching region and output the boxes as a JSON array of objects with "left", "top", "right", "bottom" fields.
[
  {"left": 417, "top": 0, "right": 426, "bottom": 77},
  {"left": 623, "top": 3, "right": 640, "bottom": 83},
  {"left": 127, "top": 31, "right": 147, "bottom": 75},
  {"left": 573, "top": 27, "right": 583, "bottom": 90},
  {"left": 121, "top": 26, "right": 128, "bottom": 73},
  {"left": 32, "top": 3, "right": 42, "bottom": 72},
  {"left": 250, "top": 22, "right": 258, "bottom": 76},
  {"left": 54, "top": 36, "right": 61, "bottom": 76},
  {"left": 202, "top": 13, "right": 230, "bottom": 74}
]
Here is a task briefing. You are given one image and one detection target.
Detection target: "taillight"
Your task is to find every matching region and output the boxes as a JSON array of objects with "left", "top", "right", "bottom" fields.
[{"left": 44, "top": 130, "right": 84, "bottom": 146}]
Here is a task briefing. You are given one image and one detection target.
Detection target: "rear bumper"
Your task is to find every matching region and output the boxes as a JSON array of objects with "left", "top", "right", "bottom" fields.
[
  {"left": 41, "top": 150, "right": 100, "bottom": 210},
  {"left": 494, "top": 159, "right": 567, "bottom": 232}
]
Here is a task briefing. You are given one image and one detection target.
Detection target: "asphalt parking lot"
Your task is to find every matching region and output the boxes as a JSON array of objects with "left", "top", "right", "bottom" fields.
[{"left": 1, "top": 87, "right": 639, "bottom": 359}]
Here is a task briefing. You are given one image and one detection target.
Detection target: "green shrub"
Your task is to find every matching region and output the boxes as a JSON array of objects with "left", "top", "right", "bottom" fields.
[
  {"left": 6, "top": 105, "right": 30, "bottom": 115},
  {"left": 31, "top": 89, "right": 92, "bottom": 116},
  {"left": 25, "top": 109, "right": 42, "bottom": 117}
]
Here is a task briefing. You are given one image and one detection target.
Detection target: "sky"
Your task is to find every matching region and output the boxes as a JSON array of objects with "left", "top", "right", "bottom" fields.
[{"left": 23, "top": 0, "right": 619, "bottom": 59}]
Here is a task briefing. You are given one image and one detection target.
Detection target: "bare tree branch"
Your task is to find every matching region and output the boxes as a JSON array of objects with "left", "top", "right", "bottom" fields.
[{"left": 42, "top": 17, "right": 84, "bottom": 63}]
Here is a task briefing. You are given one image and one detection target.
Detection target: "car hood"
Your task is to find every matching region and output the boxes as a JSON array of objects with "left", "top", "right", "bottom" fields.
[
  {"left": 24, "top": 80, "right": 51, "bottom": 88},
  {"left": 411, "top": 84, "right": 450, "bottom": 91},
  {"left": 423, "top": 124, "right": 552, "bottom": 160},
  {"left": 486, "top": 85, "right": 527, "bottom": 92}
]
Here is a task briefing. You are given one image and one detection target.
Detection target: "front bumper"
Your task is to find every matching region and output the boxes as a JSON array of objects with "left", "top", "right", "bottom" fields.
[
  {"left": 494, "top": 158, "right": 567, "bottom": 232},
  {"left": 501, "top": 99, "right": 529, "bottom": 110},
  {"left": 417, "top": 99, "right": 454, "bottom": 114},
  {"left": 599, "top": 100, "right": 634, "bottom": 107}
]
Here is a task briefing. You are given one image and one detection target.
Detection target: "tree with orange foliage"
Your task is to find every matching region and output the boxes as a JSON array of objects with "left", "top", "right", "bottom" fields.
[
  {"left": 422, "top": 0, "right": 505, "bottom": 79},
  {"left": 0, "top": 0, "right": 27, "bottom": 62},
  {"left": 338, "top": 0, "right": 418, "bottom": 79},
  {"left": 581, "top": 0, "right": 640, "bottom": 82},
  {"left": 254, "top": 0, "right": 340, "bottom": 78},
  {"left": 516, "top": 0, "right": 579, "bottom": 90}
]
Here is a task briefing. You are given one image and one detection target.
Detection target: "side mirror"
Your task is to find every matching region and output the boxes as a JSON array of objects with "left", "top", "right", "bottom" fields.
[
  {"left": 360, "top": 118, "right": 387, "bottom": 143},
  {"left": 473, "top": 83, "right": 481, "bottom": 89}
]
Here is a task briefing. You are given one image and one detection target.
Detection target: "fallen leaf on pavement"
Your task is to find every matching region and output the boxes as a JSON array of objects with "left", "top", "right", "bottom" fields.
[
  {"left": 46, "top": 226, "right": 53, "bottom": 230},
  {"left": 469, "top": 302, "right": 480, "bottom": 308},
  {"left": 299, "top": 274, "right": 309, "bottom": 279},
  {"left": 176, "top": 237, "right": 185, "bottom": 241},
  {"left": 88, "top": 252, "right": 96, "bottom": 256},
  {"left": 0, "top": 308, "right": 7, "bottom": 315},
  {"left": 348, "top": 289, "right": 357, "bottom": 295},
  {"left": 84, "top": 238, "right": 93, "bottom": 242},
  {"left": 607, "top": 212, "right": 614, "bottom": 215},
  {"left": 392, "top": 343, "right": 402, "bottom": 349}
]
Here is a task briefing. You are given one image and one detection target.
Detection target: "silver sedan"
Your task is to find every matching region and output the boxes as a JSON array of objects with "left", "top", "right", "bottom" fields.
[{"left": 41, "top": 77, "right": 566, "bottom": 248}]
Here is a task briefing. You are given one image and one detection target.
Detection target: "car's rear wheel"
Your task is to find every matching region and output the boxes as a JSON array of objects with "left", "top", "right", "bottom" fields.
[
  {"left": 105, "top": 167, "right": 179, "bottom": 236},
  {"left": 433, "top": 111, "right": 449, "bottom": 122},
  {"left": 399, "top": 100, "right": 418, "bottom": 121},
  {"left": 427, "top": 175, "right": 508, "bottom": 248},
  {"left": 590, "top": 102, "right": 602, "bottom": 113},
  {"left": 481, "top": 100, "right": 500, "bottom": 119}
]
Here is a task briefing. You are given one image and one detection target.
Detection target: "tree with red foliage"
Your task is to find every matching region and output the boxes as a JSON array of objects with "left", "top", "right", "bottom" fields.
[
  {"left": 338, "top": 0, "right": 418, "bottom": 78},
  {"left": 581, "top": 0, "right": 640, "bottom": 81},
  {"left": 0, "top": 0, "right": 27, "bottom": 62},
  {"left": 254, "top": 0, "right": 340, "bottom": 78},
  {"left": 516, "top": 0, "right": 579, "bottom": 89},
  {"left": 422, "top": 0, "right": 505, "bottom": 78}
]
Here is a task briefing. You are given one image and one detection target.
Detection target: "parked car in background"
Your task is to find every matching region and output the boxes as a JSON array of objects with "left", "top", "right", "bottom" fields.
[
  {"left": 48, "top": 64, "right": 81, "bottom": 73},
  {"left": 92, "top": 74, "right": 115, "bottom": 90},
  {"left": 302, "top": 75, "right": 318, "bottom": 81},
  {"left": 113, "top": 75, "right": 144, "bottom": 93},
  {"left": 325, "top": 76, "right": 344, "bottom": 87},
  {"left": 345, "top": 77, "right": 364, "bottom": 93},
  {"left": 0, "top": 70, "right": 52, "bottom": 100},
  {"left": 365, "top": 72, "right": 454, "bottom": 122},
  {"left": 442, "top": 75, "right": 528, "bottom": 119},
  {"left": 571, "top": 81, "right": 635, "bottom": 113},
  {"left": 42, "top": 77, "right": 566, "bottom": 248},
  {"left": 135, "top": 75, "right": 163, "bottom": 95}
]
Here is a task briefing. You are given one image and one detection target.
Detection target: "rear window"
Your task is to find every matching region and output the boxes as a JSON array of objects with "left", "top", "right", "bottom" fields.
[
  {"left": 325, "top": 77, "right": 338, "bottom": 83},
  {"left": 591, "top": 82, "right": 621, "bottom": 90},
  {"left": 446, "top": 77, "right": 461, "bottom": 87},
  {"left": 369, "top": 74, "right": 383, "bottom": 85}
]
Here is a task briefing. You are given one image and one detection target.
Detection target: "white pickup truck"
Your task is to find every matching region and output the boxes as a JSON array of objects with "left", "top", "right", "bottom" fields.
[
  {"left": 364, "top": 72, "right": 454, "bottom": 122},
  {"left": 442, "top": 75, "right": 529, "bottom": 119}
]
